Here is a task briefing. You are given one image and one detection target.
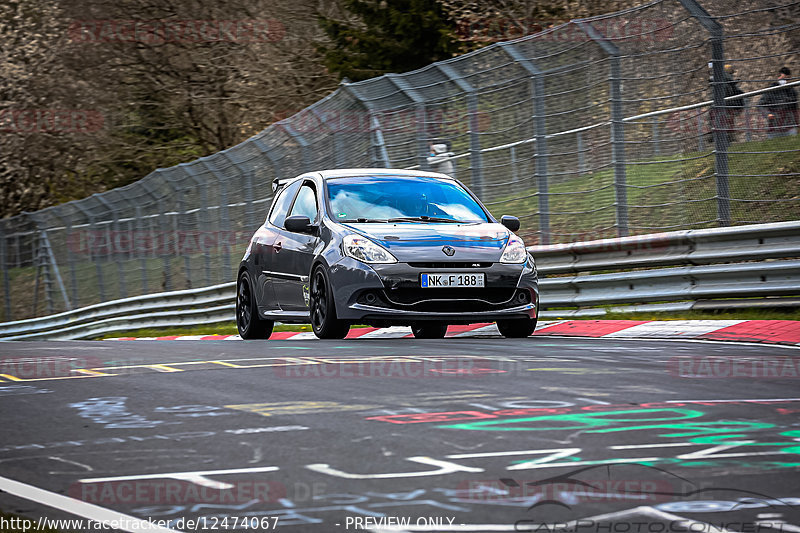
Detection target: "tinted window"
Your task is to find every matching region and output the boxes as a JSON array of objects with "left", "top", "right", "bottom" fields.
[
  {"left": 288, "top": 184, "right": 318, "bottom": 220},
  {"left": 268, "top": 180, "right": 301, "bottom": 227},
  {"left": 326, "top": 175, "right": 489, "bottom": 222}
]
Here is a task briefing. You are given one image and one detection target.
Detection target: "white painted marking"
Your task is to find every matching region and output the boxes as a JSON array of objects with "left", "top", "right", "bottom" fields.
[
  {"left": 305, "top": 457, "right": 482, "bottom": 479},
  {"left": 610, "top": 442, "right": 695, "bottom": 449},
  {"left": 639, "top": 505, "right": 743, "bottom": 532},
  {"left": 577, "top": 397, "right": 611, "bottom": 405},
  {"left": 663, "top": 398, "right": 800, "bottom": 404},
  {"left": 756, "top": 522, "right": 800, "bottom": 533},
  {"left": 0, "top": 475, "right": 179, "bottom": 533},
  {"left": 284, "top": 332, "right": 318, "bottom": 341},
  {"left": 173, "top": 335, "right": 206, "bottom": 340},
  {"left": 80, "top": 465, "right": 279, "bottom": 490},
  {"left": 47, "top": 456, "right": 94, "bottom": 473},
  {"left": 452, "top": 324, "right": 499, "bottom": 337},
  {"left": 359, "top": 326, "right": 413, "bottom": 339},
  {"left": 603, "top": 320, "right": 746, "bottom": 338},
  {"left": 224, "top": 335, "right": 242, "bottom": 340}
]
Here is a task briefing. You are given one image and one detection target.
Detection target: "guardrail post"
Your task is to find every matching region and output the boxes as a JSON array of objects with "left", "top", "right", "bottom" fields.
[
  {"left": 576, "top": 22, "right": 629, "bottom": 237},
  {"left": 677, "top": 0, "right": 730, "bottom": 226},
  {"left": 385, "top": 74, "right": 430, "bottom": 171},
  {"left": 340, "top": 83, "right": 391, "bottom": 168},
  {"left": 0, "top": 221, "right": 11, "bottom": 320},
  {"left": 436, "top": 64, "right": 484, "bottom": 197},
  {"left": 499, "top": 43, "right": 551, "bottom": 243}
]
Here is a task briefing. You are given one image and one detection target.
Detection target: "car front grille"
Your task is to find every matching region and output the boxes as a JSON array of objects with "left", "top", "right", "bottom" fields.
[
  {"left": 377, "top": 287, "right": 522, "bottom": 312},
  {"left": 407, "top": 262, "right": 493, "bottom": 269}
]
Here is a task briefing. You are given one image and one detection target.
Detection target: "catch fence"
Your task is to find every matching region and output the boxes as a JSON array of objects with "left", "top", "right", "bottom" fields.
[{"left": 2, "top": 0, "right": 798, "bottom": 320}]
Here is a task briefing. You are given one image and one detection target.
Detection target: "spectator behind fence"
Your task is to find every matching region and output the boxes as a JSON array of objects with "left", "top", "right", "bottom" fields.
[
  {"left": 427, "top": 142, "right": 455, "bottom": 176},
  {"left": 708, "top": 63, "right": 745, "bottom": 144},
  {"left": 758, "top": 66, "right": 798, "bottom": 138}
]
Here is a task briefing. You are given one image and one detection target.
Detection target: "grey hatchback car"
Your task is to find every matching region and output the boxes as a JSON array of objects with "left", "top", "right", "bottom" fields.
[{"left": 236, "top": 169, "right": 538, "bottom": 340}]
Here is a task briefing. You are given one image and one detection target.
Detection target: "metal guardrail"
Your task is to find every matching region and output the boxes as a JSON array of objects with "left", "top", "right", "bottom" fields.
[{"left": 1, "top": 221, "right": 798, "bottom": 340}]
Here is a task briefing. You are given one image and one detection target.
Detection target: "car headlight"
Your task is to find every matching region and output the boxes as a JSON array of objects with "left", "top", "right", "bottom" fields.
[
  {"left": 500, "top": 235, "right": 528, "bottom": 264},
  {"left": 342, "top": 235, "right": 398, "bottom": 264}
]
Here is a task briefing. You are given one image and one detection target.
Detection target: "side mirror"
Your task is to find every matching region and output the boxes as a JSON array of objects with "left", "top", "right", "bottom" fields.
[
  {"left": 500, "top": 215, "right": 520, "bottom": 232},
  {"left": 285, "top": 215, "right": 315, "bottom": 234}
]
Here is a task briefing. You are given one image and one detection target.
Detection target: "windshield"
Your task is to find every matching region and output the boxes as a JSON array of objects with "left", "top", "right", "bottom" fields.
[{"left": 326, "top": 175, "right": 490, "bottom": 223}]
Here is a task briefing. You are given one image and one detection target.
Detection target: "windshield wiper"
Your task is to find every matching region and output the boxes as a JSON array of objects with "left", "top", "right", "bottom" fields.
[
  {"left": 387, "top": 216, "right": 463, "bottom": 223},
  {"left": 339, "top": 218, "right": 389, "bottom": 223}
]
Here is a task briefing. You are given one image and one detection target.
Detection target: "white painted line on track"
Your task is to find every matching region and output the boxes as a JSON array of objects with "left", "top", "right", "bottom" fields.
[
  {"left": 358, "top": 326, "right": 413, "bottom": 338},
  {"left": 603, "top": 320, "right": 746, "bottom": 338},
  {"left": 0, "top": 475, "right": 179, "bottom": 532},
  {"left": 80, "top": 466, "right": 279, "bottom": 490}
]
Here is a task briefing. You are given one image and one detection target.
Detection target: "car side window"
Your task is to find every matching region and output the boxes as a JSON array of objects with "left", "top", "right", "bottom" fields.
[
  {"left": 288, "top": 184, "right": 318, "bottom": 221},
  {"left": 268, "top": 181, "right": 301, "bottom": 227}
]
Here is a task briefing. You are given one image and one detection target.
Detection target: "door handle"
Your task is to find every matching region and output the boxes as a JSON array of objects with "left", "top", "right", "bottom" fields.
[{"left": 273, "top": 241, "right": 282, "bottom": 252}]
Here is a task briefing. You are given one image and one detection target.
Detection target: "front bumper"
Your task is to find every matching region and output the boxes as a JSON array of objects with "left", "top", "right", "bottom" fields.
[{"left": 328, "top": 256, "right": 538, "bottom": 325}]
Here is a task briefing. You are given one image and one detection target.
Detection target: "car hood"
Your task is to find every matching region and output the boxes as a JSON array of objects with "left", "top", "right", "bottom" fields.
[{"left": 341, "top": 222, "right": 511, "bottom": 262}]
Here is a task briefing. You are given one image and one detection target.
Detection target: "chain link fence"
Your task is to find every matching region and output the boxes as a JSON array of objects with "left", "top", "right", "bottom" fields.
[{"left": 2, "top": 0, "right": 798, "bottom": 321}]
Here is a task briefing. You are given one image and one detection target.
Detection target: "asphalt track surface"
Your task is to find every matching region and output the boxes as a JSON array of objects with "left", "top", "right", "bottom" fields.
[{"left": 1, "top": 336, "right": 799, "bottom": 532}]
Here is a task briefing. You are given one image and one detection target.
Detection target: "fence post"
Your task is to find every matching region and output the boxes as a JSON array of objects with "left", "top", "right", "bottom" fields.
[
  {"left": 139, "top": 180, "right": 164, "bottom": 295},
  {"left": 203, "top": 157, "right": 234, "bottom": 283},
  {"left": 677, "top": 0, "right": 730, "bottom": 226},
  {"left": 74, "top": 203, "right": 106, "bottom": 303},
  {"left": 0, "top": 220, "right": 11, "bottom": 321},
  {"left": 95, "top": 194, "right": 126, "bottom": 299},
  {"left": 341, "top": 83, "right": 391, "bottom": 168},
  {"left": 576, "top": 21, "right": 629, "bottom": 237},
  {"left": 311, "top": 107, "right": 348, "bottom": 168},
  {"left": 577, "top": 132, "right": 586, "bottom": 175},
  {"left": 63, "top": 217, "right": 79, "bottom": 308},
  {"left": 652, "top": 119, "right": 661, "bottom": 156},
  {"left": 253, "top": 138, "right": 284, "bottom": 181},
  {"left": 436, "top": 64, "right": 485, "bottom": 198},
  {"left": 179, "top": 163, "right": 212, "bottom": 287},
  {"left": 499, "top": 42, "right": 551, "bottom": 244},
  {"left": 278, "top": 122, "right": 313, "bottom": 172},
  {"left": 385, "top": 74, "right": 430, "bottom": 171}
]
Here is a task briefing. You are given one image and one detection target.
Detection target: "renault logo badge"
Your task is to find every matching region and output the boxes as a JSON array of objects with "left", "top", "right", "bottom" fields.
[{"left": 442, "top": 246, "right": 456, "bottom": 256}]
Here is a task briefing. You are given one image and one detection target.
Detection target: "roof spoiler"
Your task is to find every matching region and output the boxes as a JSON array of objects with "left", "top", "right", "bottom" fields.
[{"left": 272, "top": 177, "right": 292, "bottom": 193}]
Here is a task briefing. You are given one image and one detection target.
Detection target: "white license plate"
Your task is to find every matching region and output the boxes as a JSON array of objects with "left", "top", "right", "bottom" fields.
[{"left": 421, "top": 273, "right": 485, "bottom": 288}]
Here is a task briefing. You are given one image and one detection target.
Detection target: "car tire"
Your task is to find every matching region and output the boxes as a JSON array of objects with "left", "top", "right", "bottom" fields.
[
  {"left": 496, "top": 317, "right": 537, "bottom": 338},
  {"left": 310, "top": 265, "right": 350, "bottom": 339},
  {"left": 236, "top": 271, "right": 274, "bottom": 339},
  {"left": 411, "top": 323, "right": 448, "bottom": 339}
]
